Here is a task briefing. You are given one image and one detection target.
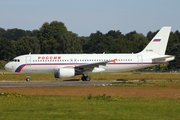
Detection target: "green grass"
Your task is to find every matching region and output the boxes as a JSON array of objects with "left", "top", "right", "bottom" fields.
[
  {"left": 1, "top": 70, "right": 180, "bottom": 82},
  {"left": 1, "top": 71, "right": 180, "bottom": 119},
  {"left": 0, "top": 93, "right": 180, "bottom": 120}
]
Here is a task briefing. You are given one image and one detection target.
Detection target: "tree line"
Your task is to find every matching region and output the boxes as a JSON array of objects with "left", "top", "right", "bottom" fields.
[{"left": 0, "top": 21, "right": 180, "bottom": 70}]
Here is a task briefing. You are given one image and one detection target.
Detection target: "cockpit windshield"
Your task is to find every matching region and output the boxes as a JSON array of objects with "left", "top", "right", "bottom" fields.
[{"left": 12, "top": 59, "right": 20, "bottom": 62}]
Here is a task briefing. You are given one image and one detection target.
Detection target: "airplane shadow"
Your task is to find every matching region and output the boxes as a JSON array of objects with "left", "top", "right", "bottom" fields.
[{"left": 63, "top": 79, "right": 80, "bottom": 82}]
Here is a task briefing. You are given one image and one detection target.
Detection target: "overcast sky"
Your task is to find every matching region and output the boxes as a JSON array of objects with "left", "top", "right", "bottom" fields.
[{"left": 1, "top": 0, "right": 180, "bottom": 36}]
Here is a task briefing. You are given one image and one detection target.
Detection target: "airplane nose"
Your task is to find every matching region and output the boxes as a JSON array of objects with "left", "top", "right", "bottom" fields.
[{"left": 4, "top": 62, "right": 13, "bottom": 71}]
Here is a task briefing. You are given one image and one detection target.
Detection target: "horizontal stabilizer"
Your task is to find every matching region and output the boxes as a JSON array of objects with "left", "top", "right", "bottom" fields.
[{"left": 152, "top": 55, "right": 175, "bottom": 62}]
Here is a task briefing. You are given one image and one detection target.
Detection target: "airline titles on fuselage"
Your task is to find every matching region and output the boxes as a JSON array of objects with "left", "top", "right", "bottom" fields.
[{"left": 38, "top": 56, "right": 61, "bottom": 60}]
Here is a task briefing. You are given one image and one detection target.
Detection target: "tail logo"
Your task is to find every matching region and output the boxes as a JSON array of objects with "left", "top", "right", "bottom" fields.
[
  {"left": 153, "top": 38, "right": 161, "bottom": 42},
  {"left": 111, "top": 59, "right": 117, "bottom": 63}
]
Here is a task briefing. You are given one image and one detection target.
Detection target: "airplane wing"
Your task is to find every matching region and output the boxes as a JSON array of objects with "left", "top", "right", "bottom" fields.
[
  {"left": 75, "top": 61, "right": 108, "bottom": 71},
  {"left": 63, "top": 59, "right": 116, "bottom": 73}
]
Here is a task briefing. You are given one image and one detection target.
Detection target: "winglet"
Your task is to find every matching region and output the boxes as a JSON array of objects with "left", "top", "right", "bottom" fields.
[{"left": 140, "top": 26, "right": 171, "bottom": 55}]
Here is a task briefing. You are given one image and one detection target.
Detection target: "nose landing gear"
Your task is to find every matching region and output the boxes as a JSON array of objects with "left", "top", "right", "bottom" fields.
[{"left": 26, "top": 74, "right": 31, "bottom": 82}]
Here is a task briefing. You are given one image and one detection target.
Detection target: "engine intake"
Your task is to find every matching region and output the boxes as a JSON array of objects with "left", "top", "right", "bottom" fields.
[{"left": 54, "top": 68, "right": 75, "bottom": 78}]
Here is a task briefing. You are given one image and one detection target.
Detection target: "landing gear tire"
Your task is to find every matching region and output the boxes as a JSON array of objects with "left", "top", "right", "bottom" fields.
[
  {"left": 26, "top": 77, "right": 30, "bottom": 82},
  {"left": 81, "top": 75, "right": 91, "bottom": 81},
  {"left": 81, "top": 76, "right": 85, "bottom": 81},
  {"left": 85, "top": 76, "right": 91, "bottom": 81}
]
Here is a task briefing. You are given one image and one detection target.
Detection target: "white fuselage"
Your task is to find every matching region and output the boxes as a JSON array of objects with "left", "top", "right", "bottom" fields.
[{"left": 5, "top": 53, "right": 172, "bottom": 74}]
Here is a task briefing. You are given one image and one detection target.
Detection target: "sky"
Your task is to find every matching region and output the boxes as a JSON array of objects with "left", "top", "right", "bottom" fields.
[{"left": 0, "top": 0, "right": 180, "bottom": 36}]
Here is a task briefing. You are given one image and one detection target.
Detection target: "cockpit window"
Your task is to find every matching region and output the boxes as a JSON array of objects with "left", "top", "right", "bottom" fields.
[{"left": 12, "top": 59, "right": 20, "bottom": 62}]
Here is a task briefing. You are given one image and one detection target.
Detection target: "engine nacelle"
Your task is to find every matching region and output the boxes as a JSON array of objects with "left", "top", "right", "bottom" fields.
[{"left": 54, "top": 68, "right": 75, "bottom": 78}]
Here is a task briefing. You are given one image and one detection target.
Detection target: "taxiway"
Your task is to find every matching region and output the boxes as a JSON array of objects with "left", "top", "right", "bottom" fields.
[{"left": 0, "top": 81, "right": 114, "bottom": 87}]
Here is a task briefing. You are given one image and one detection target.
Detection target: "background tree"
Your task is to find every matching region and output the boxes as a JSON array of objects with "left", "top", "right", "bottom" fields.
[
  {"left": 16, "top": 36, "right": 40, "bottom": 55},
  {"left": 105, "top": 30, "right": 125, "bottom": 53},
  {"left": 0, "top": 28, "right": 6, "bottom": 38},
  {"left": 84, "top": 31, "right": 108, "bottom": 53},
  {"left": 125, "top": 31, "right": 148, "bottom": 53},
  {"left": 168, "top": 43, "right": 180, "bottom": 70},
  {"left": 1, "top": 28, "right": 33, "bottom": 40},
  {"left": 0, "top": 38, "right": 16, "bottom": 61},
  {"left": 167, "top": 31, "right": 180, "bottom": 54},
  {"left": 38, "top": 21, "right": 82, "bottom": 54}
]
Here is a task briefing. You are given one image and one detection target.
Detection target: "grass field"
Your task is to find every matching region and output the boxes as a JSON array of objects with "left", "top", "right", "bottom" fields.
[
  {"left": 0, "top": 93, "right": 180, "bottom": 120},
  {"left": 1, "top": 70, "right": 180, "bottom": 82},
  {"left": 1, "top": 70, "right": 180, "bottom": 119}
]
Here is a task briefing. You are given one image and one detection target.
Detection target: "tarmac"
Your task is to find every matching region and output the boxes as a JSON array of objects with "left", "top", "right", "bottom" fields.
[{"left": 0, "top": 81, "right": 115, "bottom": 87}]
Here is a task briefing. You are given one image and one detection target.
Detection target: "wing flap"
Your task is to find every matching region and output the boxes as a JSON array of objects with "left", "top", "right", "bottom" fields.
[{"left": 76, "top": 61, "right": 108, "bottom": 71}]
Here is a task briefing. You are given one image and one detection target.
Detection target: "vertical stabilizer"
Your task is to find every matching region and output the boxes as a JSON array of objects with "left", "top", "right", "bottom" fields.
[{"left": 140, "top": 26, "right": 171, "bottom": 55}]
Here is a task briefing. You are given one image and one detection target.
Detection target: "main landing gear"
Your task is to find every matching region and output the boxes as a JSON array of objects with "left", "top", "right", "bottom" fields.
[
  {"left": 81, "top": 74, "right": 91, "bottom": 81},
  {"left": 25, "top": 73, "right": 90, "bottom": 82}
]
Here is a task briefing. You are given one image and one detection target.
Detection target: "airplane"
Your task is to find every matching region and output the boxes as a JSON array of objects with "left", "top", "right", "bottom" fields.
[{"left": 5, "top": 26, "right": 175, "bottom": 82}]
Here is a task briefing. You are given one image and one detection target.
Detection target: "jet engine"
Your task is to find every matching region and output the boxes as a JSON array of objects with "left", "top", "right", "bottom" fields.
[{"left": 54, "top": 68, "right": 75, "bottom": 78}]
